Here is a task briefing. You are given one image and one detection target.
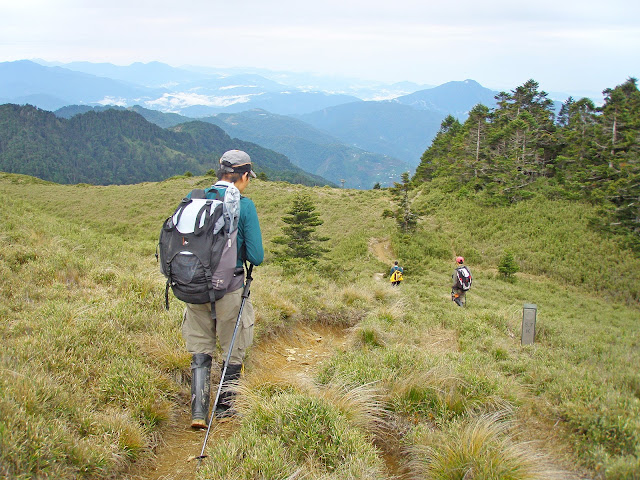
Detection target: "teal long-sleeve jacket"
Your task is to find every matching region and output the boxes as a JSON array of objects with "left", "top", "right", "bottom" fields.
[
  {"left": 390, "top": 265, "right": 403, "bottom": 276},
  {"left": 196, "top": 183, "right": 264, "bottom": 268}
]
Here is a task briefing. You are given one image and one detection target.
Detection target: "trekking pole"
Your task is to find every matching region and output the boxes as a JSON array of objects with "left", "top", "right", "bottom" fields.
[{"left": 196, "top": 263, "right": 254, "bottom": 464}]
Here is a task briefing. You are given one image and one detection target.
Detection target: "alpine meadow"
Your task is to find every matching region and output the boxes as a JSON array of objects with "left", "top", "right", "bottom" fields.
[{"left": 1, "top": 78, "right": 640, "bottom": 480}]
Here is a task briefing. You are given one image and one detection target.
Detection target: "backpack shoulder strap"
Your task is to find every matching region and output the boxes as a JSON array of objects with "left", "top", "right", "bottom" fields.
[
  {"left": 190, "top": 188, "right": 206, "bottom": 199},
  {"left": 204, "top": 186, "right": 224, "bottom": 200}
]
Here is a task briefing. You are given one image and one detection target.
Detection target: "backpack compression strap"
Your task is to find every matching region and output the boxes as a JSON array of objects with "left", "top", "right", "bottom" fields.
[
  {"left": 204, "top": 268, "right": 217, "bottom": 321},
  {"left": 193, "top": 201, "right": 214, "bottom": 236}
]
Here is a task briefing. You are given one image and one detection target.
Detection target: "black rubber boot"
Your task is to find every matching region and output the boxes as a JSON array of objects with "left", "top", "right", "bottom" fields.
[
  {"left": 190, "top": 353, "right": 212, "bottom": 429},
  {"left": 454, "top": 296, "right": 463, "bottom": 307},
  {"left": 215, "top": 363, "right": 242, "bottom": 419}
]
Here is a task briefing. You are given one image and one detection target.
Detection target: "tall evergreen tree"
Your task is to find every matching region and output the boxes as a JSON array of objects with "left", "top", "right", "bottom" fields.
[
  {"left": 385, "top": 172, "right": 419, "bottom": 233},
  {"left": 490, "top": 79, "right": 557, "bottom": 183},
  {"left": 466, "top": 104, "right": 491, "bottom": 178},
  {"left": 556, "top": 96, "right": 598, "bottom": 190},
  {"left": 595, "top": 78, "right": 640, "bottom": 240}
]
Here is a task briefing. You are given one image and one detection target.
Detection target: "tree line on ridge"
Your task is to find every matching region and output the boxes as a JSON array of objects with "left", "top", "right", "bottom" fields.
[{"left": 412, "top": 78, "right": 640, "bottom": 247}]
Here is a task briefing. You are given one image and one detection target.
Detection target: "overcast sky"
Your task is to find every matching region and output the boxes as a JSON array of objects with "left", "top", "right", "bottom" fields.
[{"left": 1, "top": 0, "right": 638, "bottom": 98}]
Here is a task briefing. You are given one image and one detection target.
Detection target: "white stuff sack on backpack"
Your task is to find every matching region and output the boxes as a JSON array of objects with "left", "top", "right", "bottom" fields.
[
  {"left": 173, "top": 199, "right": 225, "bottom": 236},
  {"left": 219, "top": 182, "right": 240, "bottom": 233}
]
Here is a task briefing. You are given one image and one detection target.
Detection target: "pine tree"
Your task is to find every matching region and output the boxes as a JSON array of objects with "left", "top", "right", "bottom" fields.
[
  {"left": 556, "top": 96, "right": 598, "bottom": 192},
  {"left": 467, "top": 104, "right": 491, "bottom": 176},
  {"left": 595, "top": 78, "right": 640, "bottom": 241},
  {"left": 384, "top": 172, "right": 419, "bottom": 233},
  {"left": 271, "top": 193, "right": 329, "bottom": 265},
  {"left": 490, "top": 79, "right": 557, "bottom": 192},
  {"left": 498, "top": 251, "right": 519, "bottom": 280}
]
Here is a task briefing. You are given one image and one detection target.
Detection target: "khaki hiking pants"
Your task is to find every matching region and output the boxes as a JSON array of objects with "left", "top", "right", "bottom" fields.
[{"left": 182, "top": 287, "right": 255, "bottom": 365}]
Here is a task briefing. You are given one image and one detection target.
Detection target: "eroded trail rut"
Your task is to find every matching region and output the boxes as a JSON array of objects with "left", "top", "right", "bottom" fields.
[{"left": 124, "top": 326, "right": 350, "bottom": 480}]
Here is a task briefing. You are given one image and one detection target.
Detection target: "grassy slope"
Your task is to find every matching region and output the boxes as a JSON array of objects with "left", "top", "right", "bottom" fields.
[{"left": 0, "top": 173, "right": 638, "bottom": 479}]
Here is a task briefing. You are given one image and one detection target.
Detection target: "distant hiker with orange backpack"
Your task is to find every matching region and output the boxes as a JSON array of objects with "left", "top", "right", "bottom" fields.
[
  {"left": 390, "top": 261, "right": 404, "bottom": 286},
  {"left": 451, "top": 256, "right": 472, "bottom": 306}
]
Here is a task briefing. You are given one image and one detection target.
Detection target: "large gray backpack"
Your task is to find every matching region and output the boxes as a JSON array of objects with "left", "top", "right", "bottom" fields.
[{"left": 158, "top": 184, "right": 240, "bottom": 318}]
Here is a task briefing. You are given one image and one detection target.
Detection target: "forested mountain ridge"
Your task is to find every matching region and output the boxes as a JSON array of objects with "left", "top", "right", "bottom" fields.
[
  {"left": 55, "top": 104, "right": 191, "bottom": 130},
  {"left": 413, "top": 78, "right": 640, "bottom": 247},
  {"left": 0, "top": 104, "right": 332, "bottom": 186},
  {"left": 54, "top": 105, "right": 411, "bottom": 188}
]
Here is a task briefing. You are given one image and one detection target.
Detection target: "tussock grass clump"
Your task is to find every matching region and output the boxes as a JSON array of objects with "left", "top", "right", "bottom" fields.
[
  {"left": 313, "top": 379, "right": 388, "bottom": 437},
  {"left": 198, "top": 379, "right": 388, "bottom": 480},
  {"left": 372, "top": 297, "right": 409, "bottom": 324},
  {"left": 253, "top": 269, "right": 377, "bottom": 337},
  {"left": 406, "top": 412, "right": 562, "bottom": 480},
  {"left": 318, "top": 334, "right": 511, "bottom": 427},
  {"left": 341, "top": 285, "right": 374, "bottom": 307},
  {"left": 352, "top": 323, "right": 388, "bottom": 348},
  {"left": 391, "top": 366, "right": 509, "bottom": 425},
  {"left": 135, "top": 333, "right": 190, "bottom": 383}
]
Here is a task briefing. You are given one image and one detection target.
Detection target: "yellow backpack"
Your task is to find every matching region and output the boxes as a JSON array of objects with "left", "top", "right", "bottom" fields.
[{"left": 390, "top": 270, "right": 403, "bottom": 283}]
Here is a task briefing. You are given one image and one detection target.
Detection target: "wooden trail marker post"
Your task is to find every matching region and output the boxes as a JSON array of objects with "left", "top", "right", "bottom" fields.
[{"left": 521, "top": 303, "right": 537, "bottom": 345}]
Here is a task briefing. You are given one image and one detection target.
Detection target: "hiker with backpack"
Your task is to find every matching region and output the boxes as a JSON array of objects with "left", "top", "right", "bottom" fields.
[
  {"left": 159, "top": 150, "right": 263, "bottom": 428},
  {"left": 451, "top": 256, "right": 472, "bottom": 306},
  {"left": 390, "top": 261, "right": 404, "bottom": 286}
]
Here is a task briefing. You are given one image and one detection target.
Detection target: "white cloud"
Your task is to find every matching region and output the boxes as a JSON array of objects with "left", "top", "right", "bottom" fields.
[
  {"left": 97, "top": 96, "right": 127, "bottom": 106},
  {"left": 144, "top": 91, "right": 260, "bottom": 111},
  {"left": 218, "top": 85, "right": 258, "bottom": 91}
]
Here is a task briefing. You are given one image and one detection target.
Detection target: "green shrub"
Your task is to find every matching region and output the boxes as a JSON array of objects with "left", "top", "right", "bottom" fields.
[{"left": 498, "top": 251, "right": 519, "bottom": 280}]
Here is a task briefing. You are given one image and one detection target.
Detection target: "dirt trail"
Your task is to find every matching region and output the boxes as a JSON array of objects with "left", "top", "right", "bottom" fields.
[
  {"left": 369, "top": 237, "right": 394, "bottom": 266},
  {"left": 123, "top": 325, "right": 349, "bottom": 480}
]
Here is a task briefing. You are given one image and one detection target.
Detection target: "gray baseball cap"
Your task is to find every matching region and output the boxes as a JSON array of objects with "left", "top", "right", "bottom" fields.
[{"left": 219, "top": 150, "right": 256, "bottom": 178}]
